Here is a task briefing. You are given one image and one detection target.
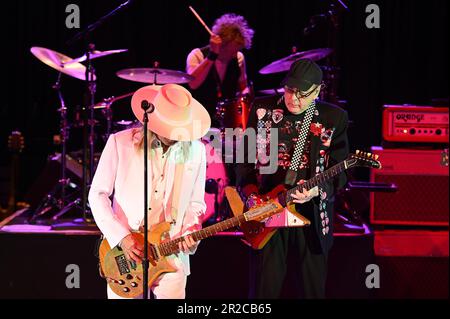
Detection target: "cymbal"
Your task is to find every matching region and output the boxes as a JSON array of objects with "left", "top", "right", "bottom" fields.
[
  {"left": 259, "top": 48, "right": 333, "bottom": 74},
  {"left": 258, "top": 87, "right": 285, "bottom": 95},
  {"left": 30, "top": 47, "right": 96, "bottom": 81},
  {"left": 116, "top": 68, "right": 194, "bottom": 84},
  {"left": 65, "top": 49, "right": 128, "bottom": 65}
]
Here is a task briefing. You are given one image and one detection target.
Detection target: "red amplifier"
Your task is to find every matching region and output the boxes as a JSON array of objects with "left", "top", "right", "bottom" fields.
[
  {"left": 374, "top": 230, "right": 448, "bottom": 299},
  {"left": 382, "top": 105, "right": 449, "bottom": 143},
  {"left": 370, "top": 146, "right": 449, "bottom": 226}
]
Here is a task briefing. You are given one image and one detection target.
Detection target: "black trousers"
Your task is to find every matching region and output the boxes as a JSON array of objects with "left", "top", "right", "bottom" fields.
[{"left": 249, "top": 227, "right": 328, "bottom": 299}]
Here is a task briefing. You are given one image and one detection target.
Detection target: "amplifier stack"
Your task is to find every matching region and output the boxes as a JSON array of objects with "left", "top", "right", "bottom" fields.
[{"left": 370, "top": 105, "right": 448, "bottom": 299}]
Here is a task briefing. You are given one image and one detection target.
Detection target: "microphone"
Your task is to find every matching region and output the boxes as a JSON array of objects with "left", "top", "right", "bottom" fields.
[{"left": 141, "top": 100, "right": 155, "bottom": 113}]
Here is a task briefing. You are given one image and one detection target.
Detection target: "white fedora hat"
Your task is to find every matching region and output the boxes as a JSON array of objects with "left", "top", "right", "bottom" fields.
[{"left": 131, "top": 84, "right": 211, "bottom": 141}]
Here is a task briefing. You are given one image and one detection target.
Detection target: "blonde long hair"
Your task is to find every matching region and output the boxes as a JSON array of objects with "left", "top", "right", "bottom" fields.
[{"left": 131, "top": 124, "right": 192, "bottom": 162}]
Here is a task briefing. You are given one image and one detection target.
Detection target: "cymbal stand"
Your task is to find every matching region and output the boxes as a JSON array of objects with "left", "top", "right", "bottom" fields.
[
  {"left": 79, "top": 43, "right": 97, "bottom": 224},
  {"left": 103, "top": 100, "right": 113, "bottom": 140},
  {"left": 98, "top": 91, "right": 135, "bottom": 140},
  {"left": 151, "top": 61, "right": 160, "bottom": 85},
  {"left": 54, "top": 72, "right": 69, "bottom": 209},
  {"left": 30, "top": 73, "right": 71, "bottom": 223}
]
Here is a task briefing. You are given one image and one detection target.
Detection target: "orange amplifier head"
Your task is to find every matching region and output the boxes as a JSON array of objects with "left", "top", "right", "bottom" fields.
[{"left": 382, "top": 105, "right": 449, "bottom": 143}]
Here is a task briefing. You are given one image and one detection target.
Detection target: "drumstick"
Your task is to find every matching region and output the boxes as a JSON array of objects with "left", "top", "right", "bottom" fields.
[{"left": 189, "top": 6, "right": 214, "bottom": 36}]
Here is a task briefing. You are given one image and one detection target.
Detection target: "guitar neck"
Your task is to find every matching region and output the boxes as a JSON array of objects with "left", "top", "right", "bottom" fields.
[
  {"left": 7, "top": 154, "right": 19, "bottom": 211},
  {"left": 282, "top": 160, "right": 348, "bottom": 205},
  {"left": 157, "top": 214, "right": 247, "bottom": 257}
]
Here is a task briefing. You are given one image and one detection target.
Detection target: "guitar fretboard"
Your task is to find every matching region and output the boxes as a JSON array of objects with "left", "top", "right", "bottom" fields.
[
  {"left": 157, "top": 214, "right": 247, "bottom": 257},
  {"left": 280, "top": 160, "right": 347, "bottom": 206}
]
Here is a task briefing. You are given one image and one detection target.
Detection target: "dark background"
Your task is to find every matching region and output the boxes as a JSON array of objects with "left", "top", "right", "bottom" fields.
[{"left": 0, "top": 0, "right": 448, "bottom": 205}]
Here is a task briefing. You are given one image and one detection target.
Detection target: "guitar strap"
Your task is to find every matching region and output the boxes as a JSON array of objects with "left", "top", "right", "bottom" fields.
[{"left": 284, "top": 100, "right": 316, "bottom": 186}]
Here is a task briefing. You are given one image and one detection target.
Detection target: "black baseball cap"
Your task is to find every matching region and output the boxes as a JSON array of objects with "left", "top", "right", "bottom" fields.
[{"left": 281, "top": 59, "right": 323, "bottom": 91}]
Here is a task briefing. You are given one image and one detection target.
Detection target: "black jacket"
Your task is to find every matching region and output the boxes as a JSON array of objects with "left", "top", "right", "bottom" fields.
[{"left": 235, "top": 96, "right": 349, "bottom": 254}]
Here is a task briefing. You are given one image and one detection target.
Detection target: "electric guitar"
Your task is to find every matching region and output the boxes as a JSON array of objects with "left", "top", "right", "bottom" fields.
[
  {"left": 1, "top": 131, "right": 25, "bottom": 215},
  {"left": 226, "top": 150, "right": 382, "bottom": 250},
  {"left": 98, "top": 199, "right": 285, "bottom": 298}
]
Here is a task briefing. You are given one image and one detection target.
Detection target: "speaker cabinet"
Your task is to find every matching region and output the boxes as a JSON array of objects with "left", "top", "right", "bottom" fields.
[
  {"left": 370, "top": 147, "right": 449, "bottom": 226},
  {"left": 374, "top": 230, "right": 448, "bottom": 299}
]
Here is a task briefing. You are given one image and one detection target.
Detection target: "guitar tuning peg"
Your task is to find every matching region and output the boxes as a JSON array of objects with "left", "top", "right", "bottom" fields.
[
  {"left": 367, "top": 152, "right": 372, "bottom": 157},
  {"left": 356, "top": 150, "right": 360, "bottom": 155},
  {"left": 375, "top": 154, "right": 379, "bottom": 160}
]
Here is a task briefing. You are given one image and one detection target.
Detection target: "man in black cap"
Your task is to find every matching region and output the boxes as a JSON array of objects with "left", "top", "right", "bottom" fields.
[{"left": 235, "top": 59, "right": 349, "bottom": 298}]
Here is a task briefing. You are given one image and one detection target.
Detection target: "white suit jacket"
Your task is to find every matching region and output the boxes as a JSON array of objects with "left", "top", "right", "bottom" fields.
[{"left": 88, "top": 128, "right": 207, "bottom": 275}]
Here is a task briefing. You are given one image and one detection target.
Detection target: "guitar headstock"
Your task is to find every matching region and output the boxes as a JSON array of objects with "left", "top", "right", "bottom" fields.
[
  {"left": 8, "top": 131, "right": 25, "bottom": 154},
  {"left": 346, "top": 150, "right": 382, "bottom": 169}
]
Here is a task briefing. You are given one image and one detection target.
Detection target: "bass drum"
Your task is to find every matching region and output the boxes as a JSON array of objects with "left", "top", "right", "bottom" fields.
[
  {"left": 202, "top": 129, "right": 229, "bottom": 223},
  {"left": 215, "top": 94, "right": 252, "bottom": 130}
]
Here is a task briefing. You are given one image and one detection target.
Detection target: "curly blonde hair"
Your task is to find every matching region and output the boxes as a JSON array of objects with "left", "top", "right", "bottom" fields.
[{"left": 212, "top": 13, "right": 254, "bottom": 49}]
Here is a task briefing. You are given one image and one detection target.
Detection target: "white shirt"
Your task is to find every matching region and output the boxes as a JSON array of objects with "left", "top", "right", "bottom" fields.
[{"left": 143, "top": 138, "right": 173, "bottom": 228}]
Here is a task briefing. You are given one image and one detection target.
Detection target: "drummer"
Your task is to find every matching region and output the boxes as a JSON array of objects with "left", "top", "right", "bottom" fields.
[{"left": 186, "top": 13, "right": 254, "bottom": 125}]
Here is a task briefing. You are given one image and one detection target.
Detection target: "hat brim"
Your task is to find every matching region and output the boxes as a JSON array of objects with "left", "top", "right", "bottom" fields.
[
  {"left": 281, "top": 77, "right": 315, "bottom": 92},
  {"left": 131, "top": 85, "right": 211, "bottom": 142}
]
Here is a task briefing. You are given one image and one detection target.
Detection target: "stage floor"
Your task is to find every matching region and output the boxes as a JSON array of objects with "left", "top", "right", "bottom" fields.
[{"left": 1, "top": 209, "right": 446, "bottom": 299}]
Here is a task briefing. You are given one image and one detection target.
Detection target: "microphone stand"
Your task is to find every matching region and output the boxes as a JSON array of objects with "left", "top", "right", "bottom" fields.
[
  {"left": 66, "top": 0, "right": 134, "bottom": 47},
  {"left": 141, "top": 99, "right": 155, "bottom": 299},
  {"left": 303, "top": 1, "right": 348, "bottom": 104}
]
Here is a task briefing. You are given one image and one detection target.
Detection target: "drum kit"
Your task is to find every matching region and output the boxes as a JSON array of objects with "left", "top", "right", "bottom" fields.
[{"left": 29, "top": 44, "right": 333, "bottom": 224}]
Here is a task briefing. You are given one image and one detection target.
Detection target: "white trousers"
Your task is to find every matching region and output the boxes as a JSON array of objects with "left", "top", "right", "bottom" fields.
[{"left": 107, "top": 266, "right": 187, "bottom": 299}]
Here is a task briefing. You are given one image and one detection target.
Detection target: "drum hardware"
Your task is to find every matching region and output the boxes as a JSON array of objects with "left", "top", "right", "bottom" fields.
[
  {"left": 116, "top": 64, "right": 194, "bottom": 84},
  {"left": 30, "top": 47, "right": 74, "bottom": 216},
  {"left": 30, "top": 47, "right": 97, "bottom": 81},
  {"left": 258, "top": 48, "right": 333, "bottom": 74},
  {"left": 201, "top": 133, "right": 230, "bottom": 224},
  {"left": 258, "top": 87, "right": 285, "bottom": 95},
  {"left": 91, "top": 91, "right": 135, "bottom": 140},
  {"left": 53, "top": 72, "right": 70, "bottom": 211},
  {"left": 205, "top": 178, "right": 220, "bottom": 222},
  {"left": 64, "top": 49, "right": 128, "bottom": 65},
  {"left": 62, "top": 0, "right": 133, "bottom": 228},
  {"left": 30, "top": 45, "right": 128, "bottom": 224}
]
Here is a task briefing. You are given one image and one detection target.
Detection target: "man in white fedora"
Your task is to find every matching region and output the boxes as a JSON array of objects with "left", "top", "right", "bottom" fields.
[{"left": 89, "top": 83, "right": 211, "bottom": 299}]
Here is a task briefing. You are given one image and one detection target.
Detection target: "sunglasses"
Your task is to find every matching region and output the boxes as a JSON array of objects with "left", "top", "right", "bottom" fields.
[{"left": 285, "top": 83, "right": 324, "bottom": 99}]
